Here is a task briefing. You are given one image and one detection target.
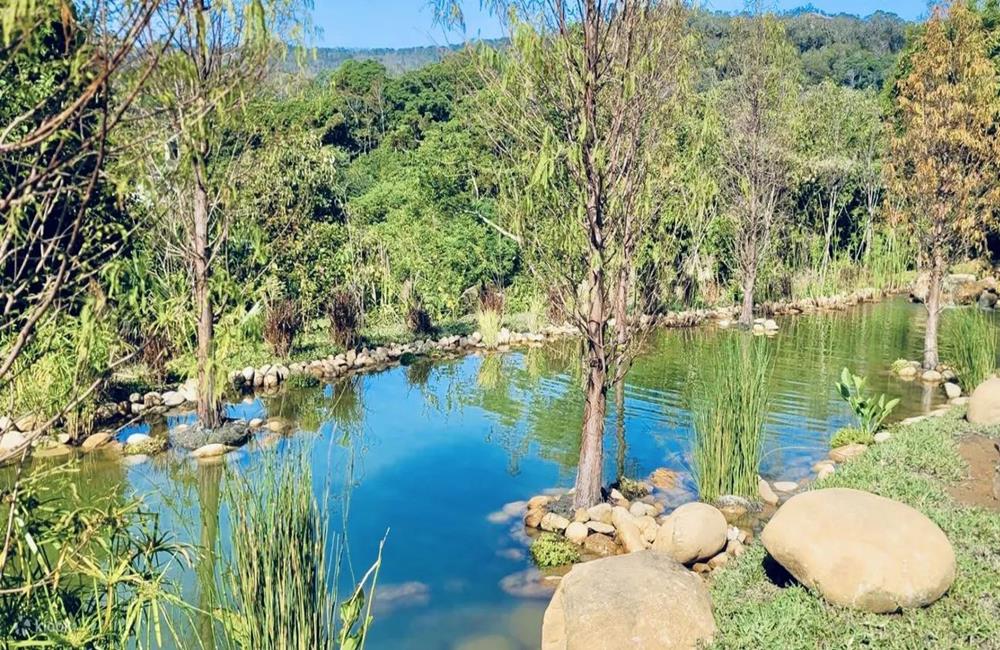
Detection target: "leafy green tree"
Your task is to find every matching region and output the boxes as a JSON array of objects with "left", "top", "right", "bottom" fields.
[{"left": 122, "top": 0, "right": 307, "bottom": 428}]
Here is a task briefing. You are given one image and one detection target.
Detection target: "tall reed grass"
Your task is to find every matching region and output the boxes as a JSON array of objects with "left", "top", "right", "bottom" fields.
[
  {"left": 687, "top": 334, "right": 773, "bottom": 502},
  {"left": 221, "top": 448, "right": 381, "bottom": 650},
  {"left": 476, "top": 285, "right": 505, "bottom": 348},
  {"left": 944, "top": 307, "right": 999, "bottom": 391}
]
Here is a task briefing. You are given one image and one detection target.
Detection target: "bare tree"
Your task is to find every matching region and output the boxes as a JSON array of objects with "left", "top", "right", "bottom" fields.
[
  {"left": 470, "top": 1, "right": 689, "bottom": 508},
  {"left": 717, "top": 11, "right": 798, "bottom": 326}
]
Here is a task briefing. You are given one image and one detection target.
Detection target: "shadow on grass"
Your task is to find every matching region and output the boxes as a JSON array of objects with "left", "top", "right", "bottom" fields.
[{"left": 762, "top": 553, "right": 799, "bottom": 588}]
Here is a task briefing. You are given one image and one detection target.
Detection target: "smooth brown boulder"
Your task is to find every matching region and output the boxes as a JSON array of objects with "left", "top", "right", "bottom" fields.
[
  {"left": 652, "top": 502, "right": 727, "bottom": 564},
  {"left": 541, "top": 550, "right": 716, "bottom": 650},
  {"left": 761, "top": 488, "right": 955, "bottom": 613},
  {"left": 967, "top": 377, "right": 1000, "bottom": 426}
]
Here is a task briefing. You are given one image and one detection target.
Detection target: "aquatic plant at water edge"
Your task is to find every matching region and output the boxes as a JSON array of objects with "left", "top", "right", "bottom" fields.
[
  {"left": 530, "top": 533, "right": 581, "bottom": 568},
  {"left": 476, "top": 285, "right": 506, "bottom": 348},
  {"left": 0, "top": 463, "right": 193, "bottom": 648},
  {"left": 687, "top": 334, "right": 773, "bottom": 502},
  {"left": 943, "top": 307, "right": 999, "bottom": 391},
  {"left": 220, "top": 447, "right": 382, "bottom": 650},
  {"left": 835, "top": 367, "right": 899, "bottom": 435}
]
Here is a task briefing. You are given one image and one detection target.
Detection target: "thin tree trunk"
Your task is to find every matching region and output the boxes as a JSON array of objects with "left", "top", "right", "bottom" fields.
[
  {"left": 739, "top": 269, "right": 756, "bottom": 327},
  {"left": 193, "top": 162, "right": 220, "bottom": 429},
  {"left": 574, "top": 263, "right": 607, "bottom": 509},
  {"left": 923, "top": 249, "right": 944, "bottom": 370}
]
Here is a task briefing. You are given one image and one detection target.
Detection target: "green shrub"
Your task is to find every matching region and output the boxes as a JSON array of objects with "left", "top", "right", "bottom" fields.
[
  {"left": 830, "top": 426, "right": 874, "bottom": 447},
  {"left": 835, "top": 368, "right": 899, "bottom": 435},
  {"left": 688, "top": 334, "right": 773, "bottom": 502},
  {"left": 943, "top": 307, "right": 999, "bottom": 391},
  {"left": 530, "top": 533, "right": 581, "bottom": 568},
  {"left": 890, "top": 358, "right": 911, "bottom": 373},
  {"left": 123, "top": 436, "right": 168, "bottom": 456},
  {"left": 0, "top": 463, "right": 192, "bottom": 646}
]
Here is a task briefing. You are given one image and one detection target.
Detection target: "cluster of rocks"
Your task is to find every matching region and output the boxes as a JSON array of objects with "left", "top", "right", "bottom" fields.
[
  {"left": 891, "top": 358, "right": 961, "bottom": 387},
  {"left": 124, "top": 379, "right": 200, "bottom": 415},
  {"left": 524, "top": 489, "right": 750, "bottom": 581},
  {"left": 761, "top": 287, "right": 886, "bottom": 316},
  {"left": 539, "top": 484, "right": 957, "bottom": 649},
  {"left": 228, "top": 326, "right": 574, "bottom": 391},
  {"left": 223, "top": 288, "right": 894, "bottom": 398}
]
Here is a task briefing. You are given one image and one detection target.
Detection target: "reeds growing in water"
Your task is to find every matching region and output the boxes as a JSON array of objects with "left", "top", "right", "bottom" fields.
[
  {"left": 221, "top": 447, "right": 381, "bottom": 650},
  {"left": 944, "top": 307, "right": 999, "bottom": 392},
  {"left": 687, "top": 333, "right": 774, "bottom": 502}
]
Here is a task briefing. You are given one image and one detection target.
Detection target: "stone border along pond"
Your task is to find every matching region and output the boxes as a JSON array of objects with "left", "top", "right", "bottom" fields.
[
  {"left": 0, "top": 285, "right": 964, "bottom": 463},
  {"left": 0, "top": 286, "right": 889, "bottom": 459}
]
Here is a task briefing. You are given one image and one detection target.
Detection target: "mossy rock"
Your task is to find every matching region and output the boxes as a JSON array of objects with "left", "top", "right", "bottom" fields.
[
  {"left": 615, "top": 476, "right": 651, "bottom": 500},
  {"left": 530, "top": 533, "right": 581, "bottom": 568},
  {"left": 399, "top": 352, "right": 419, "bottom": 366},
  {"left": 123, "top": 437, "right": 167, "bottom": 456},
  {"left": 830, "top": 426, "right": 874, "bottom": 448}
]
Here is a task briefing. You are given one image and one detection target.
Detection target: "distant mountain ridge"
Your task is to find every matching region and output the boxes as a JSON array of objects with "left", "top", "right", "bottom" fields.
[
  {"left": 296, "top": 39, "right": 505, "bottom": 76},
  {"left": 297, "top": 7, "right": 908, "bottom": 80}
]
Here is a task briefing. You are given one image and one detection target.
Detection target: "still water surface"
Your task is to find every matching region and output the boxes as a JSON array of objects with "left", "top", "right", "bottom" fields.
[{"left": 62, "top": 298, "right": 952, "bottom": 649}]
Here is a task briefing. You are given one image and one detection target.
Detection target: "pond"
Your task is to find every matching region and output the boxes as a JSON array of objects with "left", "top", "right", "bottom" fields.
[{"left": 35, "top": 297, "right": 951, "bottom": 649}]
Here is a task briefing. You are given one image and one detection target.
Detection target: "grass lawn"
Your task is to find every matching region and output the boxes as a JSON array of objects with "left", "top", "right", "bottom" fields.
[{"left": 710, "top": 409, "right": 1000, "bottom": 649}]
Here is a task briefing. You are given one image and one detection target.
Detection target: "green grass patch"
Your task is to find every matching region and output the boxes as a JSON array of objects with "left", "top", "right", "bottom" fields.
[{"left": 710, "top": 411, "right": 1000, "bottom": 649}]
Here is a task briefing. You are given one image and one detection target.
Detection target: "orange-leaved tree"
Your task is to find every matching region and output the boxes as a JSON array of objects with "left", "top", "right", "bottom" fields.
[{"left": 887, "top": 0, "right": 1000, "bottom": 369}]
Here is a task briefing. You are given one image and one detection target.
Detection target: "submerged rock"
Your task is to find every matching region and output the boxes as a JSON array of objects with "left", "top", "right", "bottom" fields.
[
  {"left": 541, "top": 551, "right": 716, "bottom": 649},
  {"left": 169, "top": 419, "right": 249, "bottom": 450},
  {"left": 761, "top": 488, "right": 955, "bottom": 613}
]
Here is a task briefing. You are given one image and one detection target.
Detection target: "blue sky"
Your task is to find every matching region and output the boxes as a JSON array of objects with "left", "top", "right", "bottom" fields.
[{"left": 312, "top": 1, "right": 930, "bottom": 49}]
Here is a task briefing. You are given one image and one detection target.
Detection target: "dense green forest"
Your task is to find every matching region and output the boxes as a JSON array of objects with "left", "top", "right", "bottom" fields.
[{"left": 5, "top": 4, "right": 996, "bottom": 429}]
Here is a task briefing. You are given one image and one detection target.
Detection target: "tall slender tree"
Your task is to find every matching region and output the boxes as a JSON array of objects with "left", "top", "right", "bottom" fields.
[
  {"left": 887, "top": 1, "right": 1000, "bottom": 369},
  {"left": 473, "top": 1, "right": 689, "bottom": 507},
  {"left": 125, "top": 0, "right": 306, "bottom": 428},
  {"left": 717, "top": 11, "right": 799, "bottom": 326}
]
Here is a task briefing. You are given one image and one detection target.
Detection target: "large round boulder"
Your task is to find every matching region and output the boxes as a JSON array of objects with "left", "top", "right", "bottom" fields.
[
  {"left": 967, "top": 377, "right": 1000, "bottom": 426},
  {"left": 761, "top": 488, "right": 955, "bottom": 613},
  {"left": 541, "top": 550, "right": 716, "bottom": 650},
  {"left": 651, "top": 502, "right": 727, "bottom": 564}
]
